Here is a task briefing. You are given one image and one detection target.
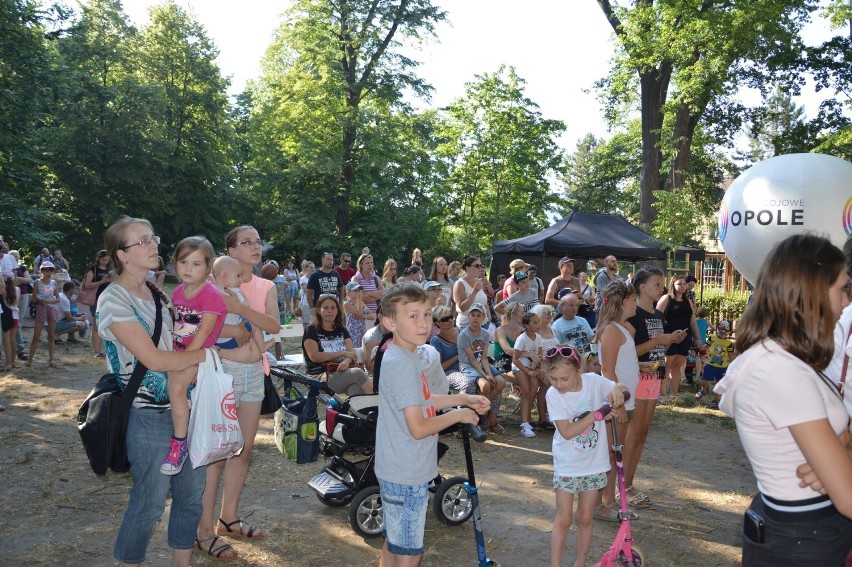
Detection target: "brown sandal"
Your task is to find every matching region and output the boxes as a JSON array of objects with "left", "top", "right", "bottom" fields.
[
  {"left": 218, "top": 517, "right": 265, "bottom": 540},
  {"left": 195, "top": 535, "right": 238, "bottom": 560}
]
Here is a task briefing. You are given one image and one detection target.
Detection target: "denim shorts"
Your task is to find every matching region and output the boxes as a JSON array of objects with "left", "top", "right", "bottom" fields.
[
  {"left": 377, "top": 478, "right": 429, "bottom": 556},
  {"left": 221, "top": 359, "right": 265, "bottom": 404}
]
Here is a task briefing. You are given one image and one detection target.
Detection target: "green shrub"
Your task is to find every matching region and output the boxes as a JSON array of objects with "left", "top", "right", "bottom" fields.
[{"left": 695, "top": 287, "right": 750, "bottom": 328}]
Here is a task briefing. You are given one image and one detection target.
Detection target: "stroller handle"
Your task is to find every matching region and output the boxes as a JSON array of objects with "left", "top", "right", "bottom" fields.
[
  {"left": 270, "top": 367, "right": 339, "bottom": 399},
  {"left": 593, "top": 392, "right": 631, "bottom": 421}
]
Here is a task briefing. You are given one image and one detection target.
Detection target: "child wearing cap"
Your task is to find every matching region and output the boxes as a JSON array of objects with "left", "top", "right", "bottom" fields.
[
  {"left": 457, "top": 302, "right": 508, "bottom": 433},
  {"left": 698, "top": 320, "right": 735, "bottom": 408},
  {"left": 343, "top": 280, "right": 374, "bottom": 348},
  {"left": 27, "top": 261, "right": 61, "bottom": 367},
  {"left": 494, "top": 271, "right": 540, "bottom": 316}
]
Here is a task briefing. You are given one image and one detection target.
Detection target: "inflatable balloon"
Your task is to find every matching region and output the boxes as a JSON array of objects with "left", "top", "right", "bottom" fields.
[{"left": 718, "top": 153, "right": 852, "bottom": 284}]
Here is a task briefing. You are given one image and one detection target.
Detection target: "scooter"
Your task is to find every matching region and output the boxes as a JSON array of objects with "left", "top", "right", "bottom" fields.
[{"left": 456, "top": 422, "right": 499, "bottom": 567}]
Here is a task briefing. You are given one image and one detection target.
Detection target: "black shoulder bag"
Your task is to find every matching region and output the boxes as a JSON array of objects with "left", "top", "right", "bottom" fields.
[{"left": 77, "top": 291, "right": 163, "bottom": 475}]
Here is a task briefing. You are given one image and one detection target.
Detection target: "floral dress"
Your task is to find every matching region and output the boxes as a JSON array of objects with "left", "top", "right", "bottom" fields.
[{"left": 345, "top": 301, "right": 369, "bottom": 348}]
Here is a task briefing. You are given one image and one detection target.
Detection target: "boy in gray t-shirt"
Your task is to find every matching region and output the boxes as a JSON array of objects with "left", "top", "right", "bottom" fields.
[{"left": 375, "top": 284, "right": 489, "bottom": 563}]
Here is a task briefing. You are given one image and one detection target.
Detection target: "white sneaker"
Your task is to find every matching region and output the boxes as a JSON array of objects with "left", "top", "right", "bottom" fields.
[{"left": 520, "top": 423, "right": 536, "bottom": 438}]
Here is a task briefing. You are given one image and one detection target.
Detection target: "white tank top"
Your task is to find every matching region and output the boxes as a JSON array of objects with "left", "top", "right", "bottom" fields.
[
  {"left": 601, "top": 322, "right": 640, "bottom": 410},
  {"left": 455, "top": 278, "right": 489, "bottom": 328}
]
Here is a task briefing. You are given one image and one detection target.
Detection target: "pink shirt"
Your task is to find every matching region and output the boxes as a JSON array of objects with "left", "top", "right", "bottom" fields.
[
  {"left": 239, "top": 274, "right": 275, "bottom": 313},
  {"left": 353, "top": 271, "right": 381, "bottom": 314},
  {"left": 172, "top": 282, "right": 226, "bottom": 350}
]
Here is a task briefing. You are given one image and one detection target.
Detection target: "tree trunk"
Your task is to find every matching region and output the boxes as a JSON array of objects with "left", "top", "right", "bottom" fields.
[
  {"left": 638, "top": 63, "right": 671, "bottom": 227},
  {"left": 664, "top": 101, "right": 700, "bottom": 192}
]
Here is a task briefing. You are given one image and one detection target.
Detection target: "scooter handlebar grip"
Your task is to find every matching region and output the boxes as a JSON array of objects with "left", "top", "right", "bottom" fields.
[
  {"left": 465, "top": 423, "right": 487, "bottom": 443},
  {"left": 593, "top": 392, "right": 630, "bottom": 421}
]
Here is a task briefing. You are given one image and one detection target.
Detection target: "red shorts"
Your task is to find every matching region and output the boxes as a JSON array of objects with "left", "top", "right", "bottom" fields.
[{"left": 635, "top": 371, "right": 661, "bottom": 400}]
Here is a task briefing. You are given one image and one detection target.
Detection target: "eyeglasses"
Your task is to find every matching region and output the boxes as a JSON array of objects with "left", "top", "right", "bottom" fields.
[
  {"left": 237, "top": 239, "right": 262, "bottom": 247},
  {"left": 470, "top": 264, "right": 483, "bottom": 269},
  {"left": 434, "top": 315, "right": 453, "bottom": 323},
  {"left": 122, "top": 235, "right": 160, "bottom": 250},
  {"left": 41, "top": 267, "right": 55, "bottom": 272},
  {"left": 545, "top": 345, "right": 580, "bottom": 364}
]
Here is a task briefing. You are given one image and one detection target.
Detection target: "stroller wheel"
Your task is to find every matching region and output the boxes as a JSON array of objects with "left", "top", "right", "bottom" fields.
[
  {"left": 433, "top": 476, "right": 473, "bottom": 526},
  {"left": 349, "top": 486, "right": 383, "bottom": 538}
]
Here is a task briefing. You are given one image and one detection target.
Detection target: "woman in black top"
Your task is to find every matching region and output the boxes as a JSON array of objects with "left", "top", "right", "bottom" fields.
[
  {"left": 656, "top": 275, "right": 703, "bottom": 401},
  {"left": 80, "top": 250, "right": 112, "bottom": 358},
  {"left": 623, "top": 267, "right": 683, "bottom": 509},
  {"left": 302, "top": 294, "right": 373, "bottom": 396}
]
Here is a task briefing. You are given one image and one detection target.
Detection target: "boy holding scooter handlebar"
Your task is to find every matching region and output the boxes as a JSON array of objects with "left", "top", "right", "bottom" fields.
[
  {"left": 375, "top": 283, "right": 491, "bottom": 566},
  {"left": 543, "top": 345, "right": 627, "bottom": 567}
]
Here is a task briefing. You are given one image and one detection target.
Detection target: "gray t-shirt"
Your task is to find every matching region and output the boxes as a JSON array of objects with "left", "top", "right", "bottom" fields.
[
  {"left": 375, "top": 343, "right": 445, "bottom": 485},
  {"left": 457, "top": 326, "right": 491, "bottom": 370},
  {"left": 496, "top": 289, "right": 540, "bottom": 313}
]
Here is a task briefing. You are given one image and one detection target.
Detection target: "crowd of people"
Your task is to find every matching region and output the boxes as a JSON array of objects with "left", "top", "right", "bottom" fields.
[{"left": 1, "top": 227, "right": 850, "bottom": 566}]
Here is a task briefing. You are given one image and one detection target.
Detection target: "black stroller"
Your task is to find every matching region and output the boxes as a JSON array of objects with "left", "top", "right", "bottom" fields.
[{"left": 270, "top": 367, "right": 475, "bottom": 538}]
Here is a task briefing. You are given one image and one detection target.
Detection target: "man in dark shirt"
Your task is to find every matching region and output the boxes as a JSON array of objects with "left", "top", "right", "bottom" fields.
[{"left": 307, "top": 252, "right": 343, "bottom": 308}]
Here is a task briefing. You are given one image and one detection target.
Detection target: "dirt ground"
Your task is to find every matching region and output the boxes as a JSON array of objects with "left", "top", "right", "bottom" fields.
[{"left": 0, "top": 330, "right": 754, "bottom": 567}]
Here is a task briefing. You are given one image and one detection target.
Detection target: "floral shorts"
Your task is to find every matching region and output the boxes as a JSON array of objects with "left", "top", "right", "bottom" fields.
[{"left": 553, "top": 472, "right": 607, "bottom": 494}]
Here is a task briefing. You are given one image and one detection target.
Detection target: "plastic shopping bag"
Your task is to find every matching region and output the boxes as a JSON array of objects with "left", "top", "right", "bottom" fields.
[{"left": 188, "top": 349, "right": 244, "bottom": 467}]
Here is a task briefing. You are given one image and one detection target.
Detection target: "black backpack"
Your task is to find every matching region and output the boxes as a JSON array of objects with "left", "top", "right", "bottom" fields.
[{"left": 371, "top": 332, "right": 394, "bottom": 393}]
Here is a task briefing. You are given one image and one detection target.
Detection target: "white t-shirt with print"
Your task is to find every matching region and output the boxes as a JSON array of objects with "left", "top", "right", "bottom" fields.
[
  {"left": 546, "top": 373, "right": 616, "bottom": 477},
  {"left": 513, "top": 331, "right": 541, "bottom": 369}
]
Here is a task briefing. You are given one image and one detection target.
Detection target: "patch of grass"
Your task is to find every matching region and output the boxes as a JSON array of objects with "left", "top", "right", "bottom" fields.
[
  {"left": 681, "top": 413, "right": 706, "bottom": 424},
  {"left": 718, "top": 416, "right": 737, "bottom": 430}
]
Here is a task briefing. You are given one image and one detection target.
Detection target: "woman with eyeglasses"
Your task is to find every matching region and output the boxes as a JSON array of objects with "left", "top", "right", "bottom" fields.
[
  {"left": 196, "top": 225, "right": 282, "bottom": 559},
  {"left": 453, "top": 256, "right": 490, "bottom": 329},
  {"left": 302, "top": 294, "right": 373, "bottom": 395},
  {"left": 81, "top": 250, "right": 112, "bottom": 358},
  {"left": 715, "top": 234, "right": 852, "bottom": 564},
  {"left": 96, "top": 217, "right": 212, "bottom": 566},
  {"left": 381, "top": 258, "right": 398, "bottom": 287},
  {"left": 429, "top": 304, "right": 475, "bottom": 395}
]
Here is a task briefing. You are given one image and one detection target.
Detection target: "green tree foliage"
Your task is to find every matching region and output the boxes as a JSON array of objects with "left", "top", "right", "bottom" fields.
[
  {"left": 47, "top": 0, "right": 236, "bottom": 262},
  {"left": 436, "top": 66, "right": 565, "bottom": 254},
  {"left": 0, "top": 0, "right": 64, "bottom": 248},
  {"left": 561, "top": 125, "right": 641, "bottom": 217},
  {"left": 596, "top": 0, "right": 815, "bottom": 226},
  {"left": 139, "top": 2, "right": 237, "bottom": 245},
  {"left": 747, "top": 88, "right": 806, "bottom": 161},
  {"left": 245, "top": 0, "right": 447, "bottom": 261}
]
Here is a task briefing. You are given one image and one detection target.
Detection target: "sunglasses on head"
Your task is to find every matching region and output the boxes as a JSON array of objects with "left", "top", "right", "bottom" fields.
[{"left": 545, "top": 345, "right": 580, "bottom": 363}]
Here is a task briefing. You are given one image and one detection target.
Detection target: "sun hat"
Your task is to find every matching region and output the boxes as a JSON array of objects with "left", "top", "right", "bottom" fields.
[
  {"left": 345, "top": 280, "right": 362, "bottom": 291},
  {"left": 40, "top": 261, "right": 55, "bottom": 270},
  {"left": 468, "top": 302, "right": 486, "bottom": 314},
  {"left": 513, "top": 271, "right": 529, "bottom": 282},
  {"left": 509, "top": 259, "right": 527, "bottom": 271}
]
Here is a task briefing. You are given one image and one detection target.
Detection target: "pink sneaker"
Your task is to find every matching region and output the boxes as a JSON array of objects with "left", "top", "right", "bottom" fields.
[{"left": 160, "top": 436, "right": 188, "bottom": 475}]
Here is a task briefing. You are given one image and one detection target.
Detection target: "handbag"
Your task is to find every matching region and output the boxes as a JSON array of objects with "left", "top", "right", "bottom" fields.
[
  {"left": 188, "top": 349, "right": 244, "bottom": 467},
  {"left": 260, "top": 373, "right": 283, "bottom": 415},
  {"left": 77, "top": 269, "right": 97, "bottom": 307},
  {"left": 77, "top": 292, "right": 162, "bottom": 475},
  {"left": 273, "top": 379, "right": 320, "bottom": 463},
  {"left": 324, "top": 361, "right": 341, "bottom": 374}
]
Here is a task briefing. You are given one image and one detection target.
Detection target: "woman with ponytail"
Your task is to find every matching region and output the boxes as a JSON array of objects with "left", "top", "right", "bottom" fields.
[
  {"left": 98, "top": 217, "right": 210, "bottom": 566},
  {"left": 593, "top": 281, "right": 641, "bottom": 521}
]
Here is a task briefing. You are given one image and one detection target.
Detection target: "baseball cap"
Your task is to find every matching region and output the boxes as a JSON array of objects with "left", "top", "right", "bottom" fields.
[
  {"left": 527, "top": 264, "right": 538, "bottom": 272},
  {"left": 558, "top": 287, "right": 576, "bottom": 299},
  {"left": 510, "top": 258, "right": 527, "bottom": 271},
  {"left": 40, "top": 261, "right": 55, "bottom": 270},
  {"left": 558, "top": 256, "right": 574, "bottom": 266},
  {"left": 468, "top": 302, "right": 486, "bottom": 314},
  {"left": 513, "top": 270, "right": 529, "bottom": 282},
  {"left": 423, "top": 280, "right": 442, "bottom": 290},
  {"left": 345, "top": 281, "right": 362, "bottom": 291},
  {"left": 717, "top": 320, "right": 731, "bottom": 332}
]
